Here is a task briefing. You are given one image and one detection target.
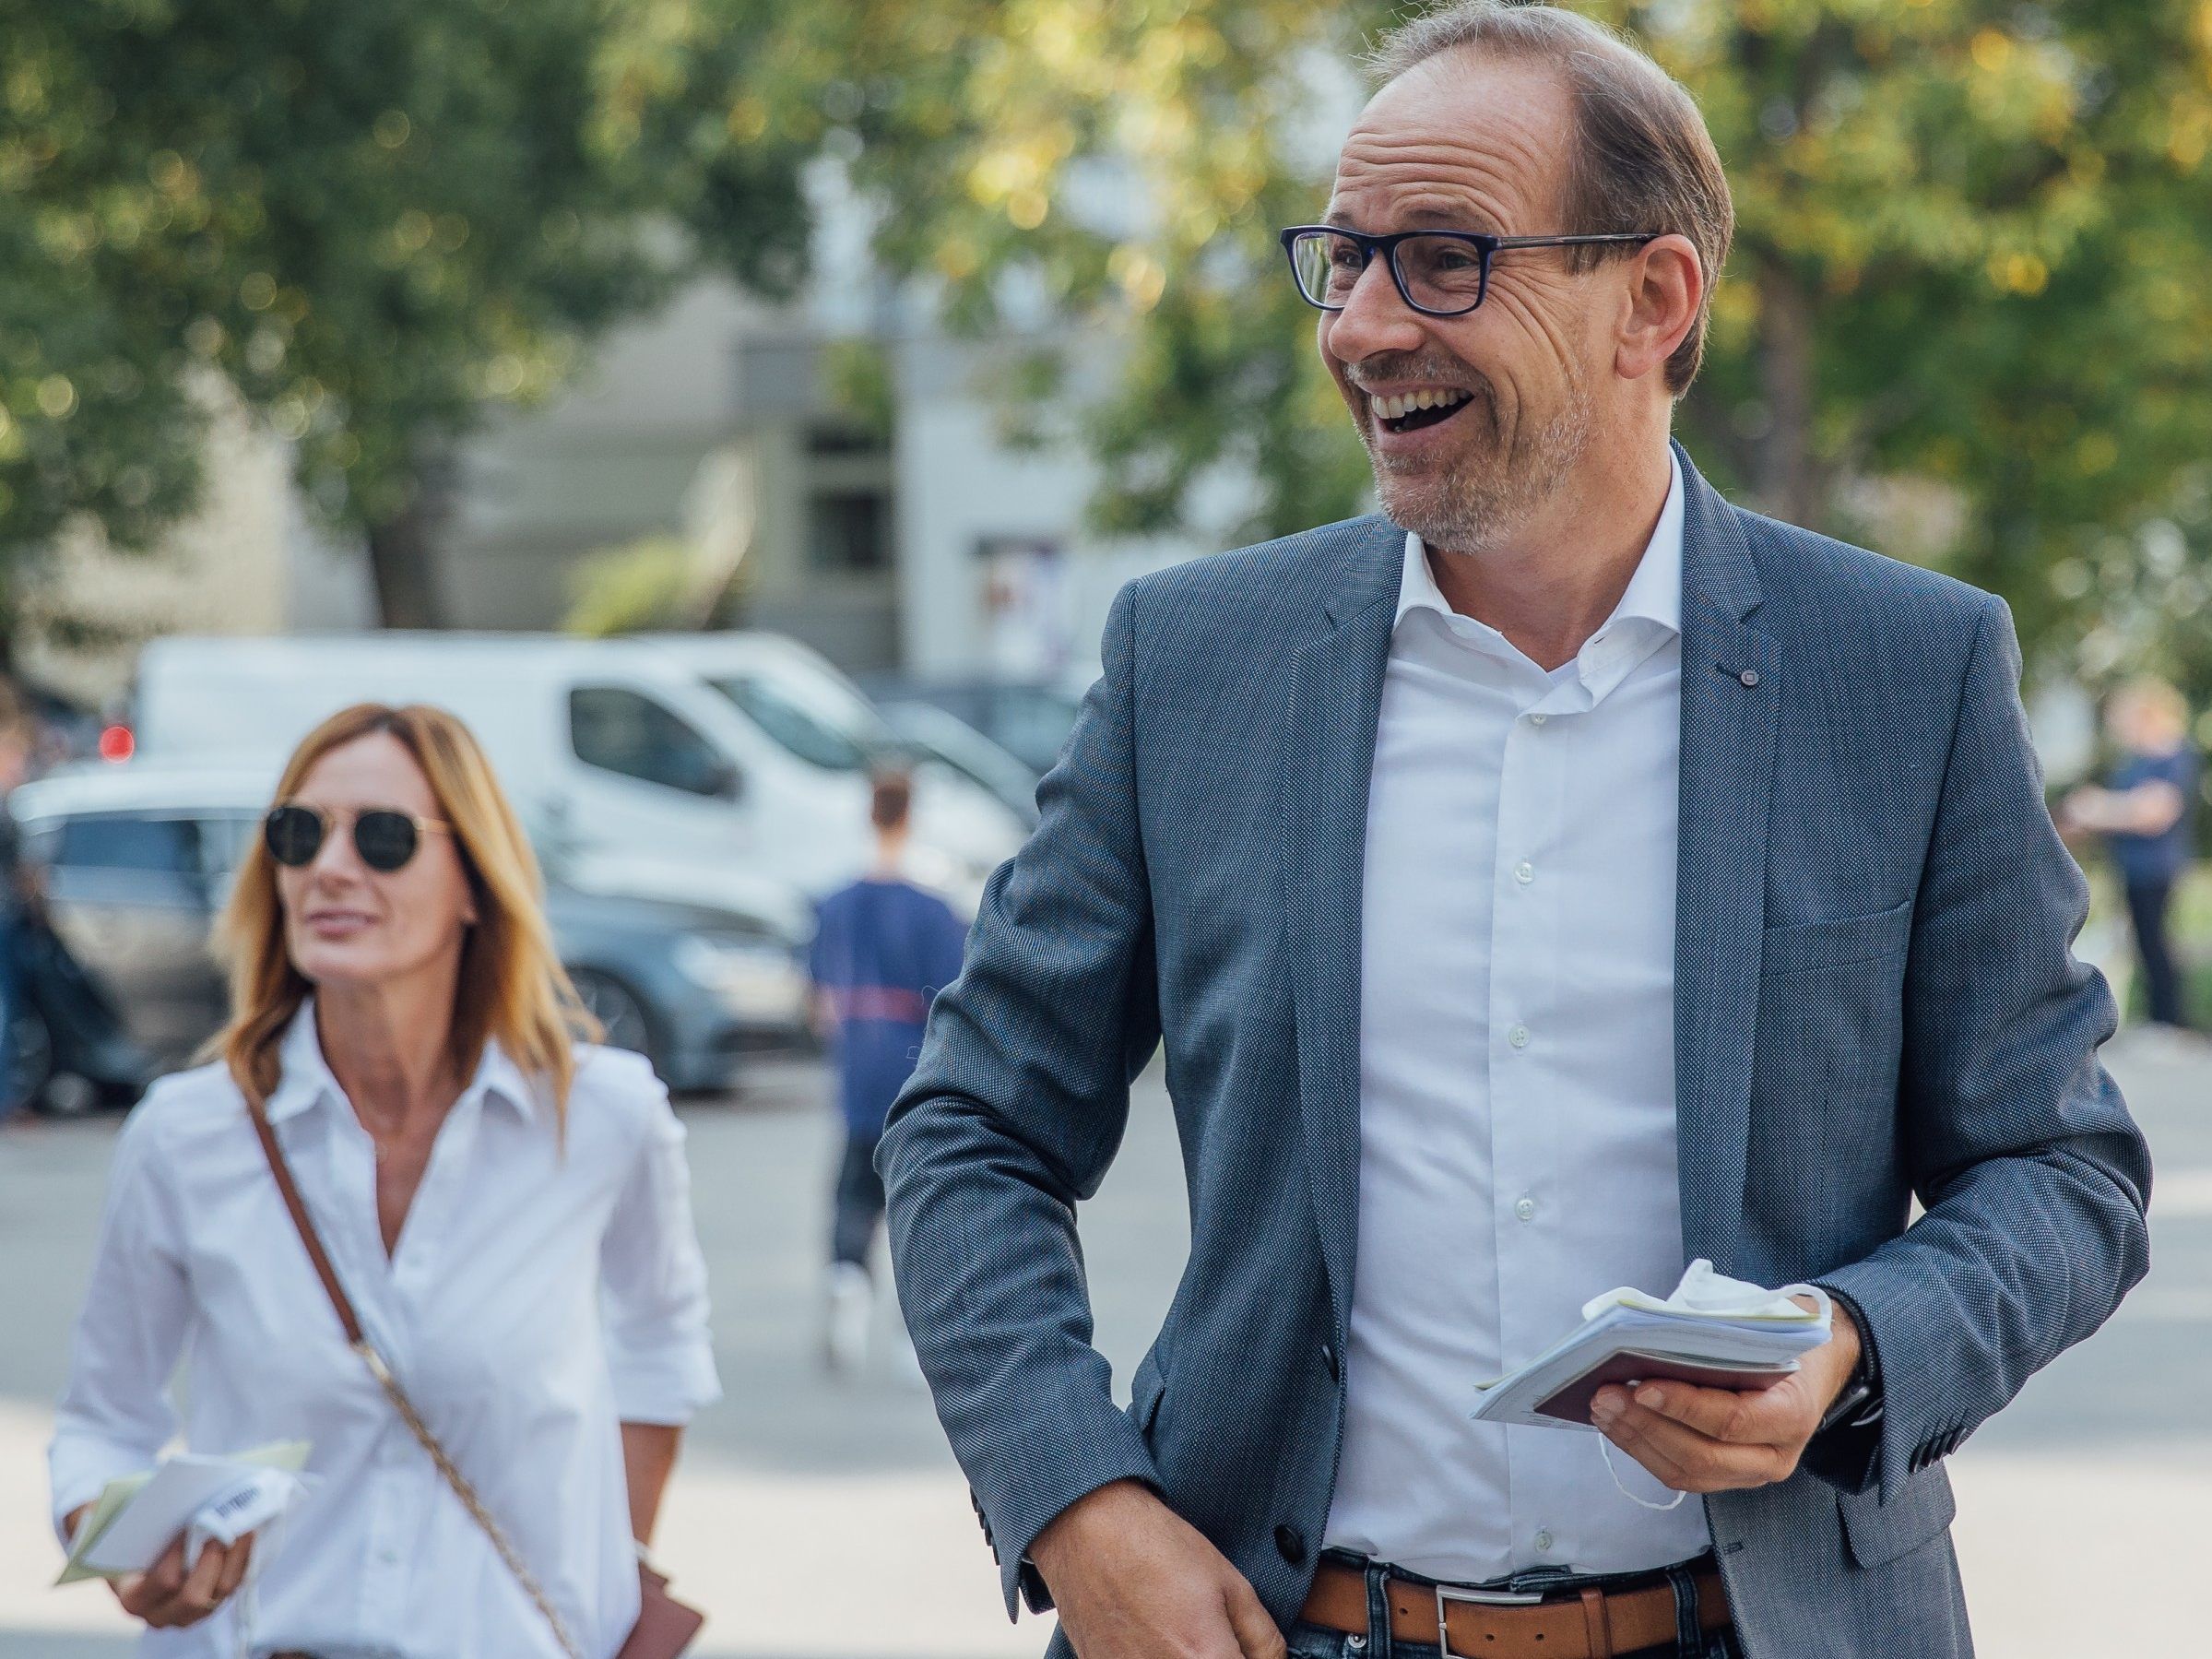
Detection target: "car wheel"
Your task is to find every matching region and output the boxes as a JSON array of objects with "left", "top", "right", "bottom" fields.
[
  {"left": 40, "top": 1072, "right": 103, "bottom": 1120},
  {"left": 569, "top": 969, "right": 658, "bottom": 1065}
]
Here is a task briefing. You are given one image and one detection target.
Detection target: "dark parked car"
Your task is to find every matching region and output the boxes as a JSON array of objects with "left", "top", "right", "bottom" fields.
[{"left": 7, "top": 764, "right": 811, "bottom": 1112}]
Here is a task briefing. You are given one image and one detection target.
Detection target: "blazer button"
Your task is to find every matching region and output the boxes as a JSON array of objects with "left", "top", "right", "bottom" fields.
[
  {"left": 1321, "top": 1343, "right": 1340, "bottom": 1381},
  {"left": 1275, "top": 1524, "right": 1307, "bottom": 1565},
  {"left": 1738, "top": 669, "right": 1761, "bottom": 687}
]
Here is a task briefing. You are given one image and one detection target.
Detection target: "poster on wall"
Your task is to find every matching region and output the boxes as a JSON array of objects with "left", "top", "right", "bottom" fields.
[{"left": 976, "top": 536, "right": 1069, "bottom": 681}]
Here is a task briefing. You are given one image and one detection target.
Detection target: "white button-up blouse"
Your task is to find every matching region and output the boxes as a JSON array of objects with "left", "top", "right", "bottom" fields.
[{"left": 49, "top": 1007, "right": 722, "bottom": 1659}]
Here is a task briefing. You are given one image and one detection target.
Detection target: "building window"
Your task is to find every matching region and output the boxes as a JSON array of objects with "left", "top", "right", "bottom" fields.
[{"left": 808, "top": 488, "right": 893, "bottom": 574}]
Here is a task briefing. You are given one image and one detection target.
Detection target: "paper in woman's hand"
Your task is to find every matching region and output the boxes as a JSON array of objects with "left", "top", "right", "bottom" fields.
[{"left": 56, "top": 1441, "right": 313, "bottom": 1585}]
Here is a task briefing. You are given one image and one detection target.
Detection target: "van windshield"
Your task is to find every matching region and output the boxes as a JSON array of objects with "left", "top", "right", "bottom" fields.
[{"left": 709, "top": 672, "right": 887, "bottom": 773}]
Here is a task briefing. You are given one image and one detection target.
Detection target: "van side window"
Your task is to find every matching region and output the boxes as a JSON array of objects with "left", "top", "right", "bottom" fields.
[{"left": 569, "top": 687, "right": 733, "bottom": 798}]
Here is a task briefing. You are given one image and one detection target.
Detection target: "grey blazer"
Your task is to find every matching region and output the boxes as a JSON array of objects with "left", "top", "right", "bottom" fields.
[{"left": 881, "top": 445, "right": 2151, "bottom": 1658}]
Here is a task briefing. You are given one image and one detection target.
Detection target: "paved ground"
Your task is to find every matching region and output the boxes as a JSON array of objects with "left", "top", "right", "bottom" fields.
[{"left": 0, "top": 1031, "right": 2205, "bottom": 1657}]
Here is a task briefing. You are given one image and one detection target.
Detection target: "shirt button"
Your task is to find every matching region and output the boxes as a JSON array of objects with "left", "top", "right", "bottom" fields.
[
  {"left": 1508, "top": 1024, "right": 1531, "bottom": 1049},
  {"left": 1513, "top": 860, "right": 1534, "bottom": 885},
  {"left": 1535, "top": 1529, "right": 1555, "bottom": 1553},
  {"left": 1527, "top": 711, "right": 1547, "bottom": 726},
  {"left": 1515, "top": 1197, "right": 1537, "bottom": 1223}
]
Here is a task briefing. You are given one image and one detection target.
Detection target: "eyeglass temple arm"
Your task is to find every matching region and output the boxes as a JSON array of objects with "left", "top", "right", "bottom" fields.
[{"left": 1487, "top": 232, "right": 1663, "bottom": 249}]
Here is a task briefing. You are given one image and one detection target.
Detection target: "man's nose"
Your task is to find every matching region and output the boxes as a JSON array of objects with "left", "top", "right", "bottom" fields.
[{"left": 1323, "top": 254, "right": 1426, "bottom": 363}]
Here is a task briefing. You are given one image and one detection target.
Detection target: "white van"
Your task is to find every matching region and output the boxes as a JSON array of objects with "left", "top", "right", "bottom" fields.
[{"left": 131, "top": 634, "right": 1020, "bottom": 909}]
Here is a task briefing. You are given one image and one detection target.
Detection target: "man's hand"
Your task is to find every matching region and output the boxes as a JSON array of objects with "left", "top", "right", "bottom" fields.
[
  {"left": 63, "top": 1510, "right": 256, "bottom": 1632},
  {"left": 1031, "top": 1479, "right": 1284, "bottom": 1659},
  {"left": 1590, "top": 1298, "right": 1862, "bottom": 1494}
]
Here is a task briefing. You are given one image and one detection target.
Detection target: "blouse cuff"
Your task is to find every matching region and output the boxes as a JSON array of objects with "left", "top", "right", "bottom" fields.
[{"left": 609, "top": 1344, "right": 723, "bottom": 1426}]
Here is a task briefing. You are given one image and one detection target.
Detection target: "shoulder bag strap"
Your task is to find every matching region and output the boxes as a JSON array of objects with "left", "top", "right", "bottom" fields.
[{"left": 246, "top": 1098, "right": 586, "bottom": 1659}]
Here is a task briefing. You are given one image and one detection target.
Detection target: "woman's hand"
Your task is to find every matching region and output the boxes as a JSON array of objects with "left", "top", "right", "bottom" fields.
[{"left": 65, "top": 1509, "right": 256, "bottom": 1631}]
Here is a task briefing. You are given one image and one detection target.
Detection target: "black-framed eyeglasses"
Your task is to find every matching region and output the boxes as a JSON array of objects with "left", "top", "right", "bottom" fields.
[
  {"left": 1280, "top": 226, "right": 1662, "bottom": 317},
  {"left": 264, "top": 803, "right": 452, "bottom": 873}
]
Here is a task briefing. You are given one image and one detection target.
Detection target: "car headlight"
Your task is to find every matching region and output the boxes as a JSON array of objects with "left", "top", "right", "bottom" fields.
[{"left": 672, "top": 934, "right": 809, "bottom": 1023}]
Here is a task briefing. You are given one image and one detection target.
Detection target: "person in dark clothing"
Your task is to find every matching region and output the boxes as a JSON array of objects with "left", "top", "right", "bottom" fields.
[
  {"left": 0, "top": 693, "right": 33, "bottom": 1126},
  {"left": 808, "top": 768, "right": 970, "bottom": 1370},
  {"left": 2064, "top": 679, "right": 2200, "bottom": 1030}
]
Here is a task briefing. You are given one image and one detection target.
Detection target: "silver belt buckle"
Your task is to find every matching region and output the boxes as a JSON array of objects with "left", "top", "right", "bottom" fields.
[{"left": 1436, "top": 1582, "right": 1546, "bottom": 1659}]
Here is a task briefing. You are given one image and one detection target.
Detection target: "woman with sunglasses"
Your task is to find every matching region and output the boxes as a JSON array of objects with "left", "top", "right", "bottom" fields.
[{"left": 49, "top": 703, "right": 720, "bottom": 1657}]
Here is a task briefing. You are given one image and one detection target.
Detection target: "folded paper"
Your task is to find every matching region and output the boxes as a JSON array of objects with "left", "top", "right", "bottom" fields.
[{"left": 1472, "top": 1260, "right": 1830, "bottom": 1431}]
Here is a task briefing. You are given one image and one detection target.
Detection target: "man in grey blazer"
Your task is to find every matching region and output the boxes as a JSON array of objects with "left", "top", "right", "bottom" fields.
[{"left": 881, "top": 6, "right": 2150, "bottom": 1657}]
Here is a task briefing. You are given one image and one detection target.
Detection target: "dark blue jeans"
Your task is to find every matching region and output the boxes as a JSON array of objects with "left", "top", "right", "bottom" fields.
[
  {"left": 831, "top": 1128, "right": 886, "bottom": 1268},
  {"left": 1286, "top": 1553, "right": 1742, "bottom": 1659}
]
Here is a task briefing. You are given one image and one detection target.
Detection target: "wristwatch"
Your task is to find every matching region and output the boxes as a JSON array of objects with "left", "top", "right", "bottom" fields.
[{"left": 1816, "top": 1309, "right": 1882, "bottom": 1434}]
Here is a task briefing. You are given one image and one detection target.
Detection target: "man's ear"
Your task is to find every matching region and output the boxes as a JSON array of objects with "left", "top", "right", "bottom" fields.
[{"left": 1615, "top": 233, "right": 1702, "bottom": 385}]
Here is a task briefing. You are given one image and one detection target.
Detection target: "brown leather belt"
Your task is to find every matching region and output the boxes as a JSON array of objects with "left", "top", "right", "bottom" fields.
[{"left": 1300, "top": 1558, "right": 1730, "bottom": 1659}]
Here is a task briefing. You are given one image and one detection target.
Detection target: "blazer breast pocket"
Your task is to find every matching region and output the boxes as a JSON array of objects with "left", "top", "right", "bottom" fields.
[
  {"left": 1760, "top": 897, "right": 1913, "bottom": 978},
  {"left": 1754, "top": 899, "right": 1914, "bottom": 1125}
]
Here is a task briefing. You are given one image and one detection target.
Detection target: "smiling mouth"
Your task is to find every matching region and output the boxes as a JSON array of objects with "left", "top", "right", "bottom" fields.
[{"left": 1369, "top": 387, "right": 1473, "bottom": 435}]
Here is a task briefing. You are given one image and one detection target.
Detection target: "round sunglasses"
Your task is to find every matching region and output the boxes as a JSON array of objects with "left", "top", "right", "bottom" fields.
[{"left": 263, "top": 803, "right": 453, "bottom": 873}]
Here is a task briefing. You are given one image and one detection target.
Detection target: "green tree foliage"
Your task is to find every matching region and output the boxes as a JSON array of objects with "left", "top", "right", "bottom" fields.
[
  {"left": 787, "top": 0, "right": 2212, "bottom": 677},
  {"left": 0, "top": 0, "right": 810, "bottom": 627}
]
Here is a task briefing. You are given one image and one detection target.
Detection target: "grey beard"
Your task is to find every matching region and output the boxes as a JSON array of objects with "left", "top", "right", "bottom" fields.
[{"left": 1364, "top": 388, "right": 1591, "bottom": 555}]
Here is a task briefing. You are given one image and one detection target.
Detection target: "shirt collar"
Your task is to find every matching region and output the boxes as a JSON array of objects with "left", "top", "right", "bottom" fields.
[
  {"left": 262, "top": 997, "right": 544, "bottom": 1127},
  {"left": 1393, "top": 447, "right": 1686, "bottom": 645}
]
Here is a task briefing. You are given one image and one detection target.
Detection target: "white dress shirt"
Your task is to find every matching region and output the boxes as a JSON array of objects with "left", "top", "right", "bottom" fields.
[
  {"left": 50, "top": 1006, "right": 722, "bottom": 1659},
  {"left": 1322, "top": 454, "right": 1710, "bottom": 1581}
]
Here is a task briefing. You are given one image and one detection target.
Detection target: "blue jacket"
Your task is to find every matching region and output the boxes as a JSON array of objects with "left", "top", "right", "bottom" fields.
[{"left": 881, "top": 446, "right": 2150, "bottom": 1658}]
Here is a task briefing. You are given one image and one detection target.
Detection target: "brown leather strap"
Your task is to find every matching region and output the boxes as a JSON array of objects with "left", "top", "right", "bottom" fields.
[
  {"left": 1300, "top": 1558, "right": 1729, "bottom": 1659},
  {"left": 246, "top": 1101, "right": 363, "bottom": 1345}
]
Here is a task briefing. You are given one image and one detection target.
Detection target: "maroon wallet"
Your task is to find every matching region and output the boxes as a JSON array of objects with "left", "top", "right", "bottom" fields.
[{"left": 1534, "top": 1348, "right": 1796, "bottom": 1427}]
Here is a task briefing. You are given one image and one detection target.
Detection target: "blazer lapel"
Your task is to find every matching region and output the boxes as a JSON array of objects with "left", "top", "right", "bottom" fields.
[
  {"left": 1673, "top": 448, "right": 1780, "bottom": 1273},
  {"left": 1282, "top": 516, "right": 1402, "bottom": 1338}
]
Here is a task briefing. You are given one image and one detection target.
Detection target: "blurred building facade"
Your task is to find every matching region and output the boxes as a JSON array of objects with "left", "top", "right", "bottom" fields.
[
  {"left": 30, "top": 272, "right": 1246, "bottom": 703},
  {"left": 427, "top": 275, "right": 1232, "bottom": 681}
]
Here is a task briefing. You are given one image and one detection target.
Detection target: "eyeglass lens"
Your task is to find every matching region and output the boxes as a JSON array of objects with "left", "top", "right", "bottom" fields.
[
  {"left": 264, "top": 805, "right": 421, "bottom": 872},
  {"left": 1291, "top": 231, "right": 1490, "bottom": 314}
]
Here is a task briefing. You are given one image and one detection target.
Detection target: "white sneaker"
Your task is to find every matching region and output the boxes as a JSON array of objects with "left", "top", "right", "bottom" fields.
[{"left": 824, "top": 1263, "right": 873, "bottom": 1374}]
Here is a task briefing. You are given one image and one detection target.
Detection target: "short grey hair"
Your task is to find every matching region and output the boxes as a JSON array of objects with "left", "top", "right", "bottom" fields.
[{"left": 1367, "top": 2, "right": 1733, "bottom": 395}]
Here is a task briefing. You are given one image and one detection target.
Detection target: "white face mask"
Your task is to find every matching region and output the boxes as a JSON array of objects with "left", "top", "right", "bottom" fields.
[{"left": 1600, "top": 1433, "right": 1690, "bottom": 1511}]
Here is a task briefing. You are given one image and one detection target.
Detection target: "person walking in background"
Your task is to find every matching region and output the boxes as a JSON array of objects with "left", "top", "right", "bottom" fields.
[
  {"left": 2064, "top": 678, "right": 2201, "bottom": 1031},
  {"left": 0, "top": 688, "right": 35, "bottom": 1127},
  {"left": 809, "top": 768, "right": 968, "bottom": 1374},
  {"left": 50, "top": 703, "right": 719, "bottom": 1656}
]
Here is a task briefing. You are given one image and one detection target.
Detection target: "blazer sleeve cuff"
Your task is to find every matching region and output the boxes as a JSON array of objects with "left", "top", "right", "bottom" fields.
[
  {"left": 1800, "top": 1280, "right": 1884, "bottom": 1495},
  {"left": 1810, "top": 1261, "right": 1958, "bottom": 1503},
  {"left": 985, "top": 1430, "right": 1165, "bottom": 1620}
]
